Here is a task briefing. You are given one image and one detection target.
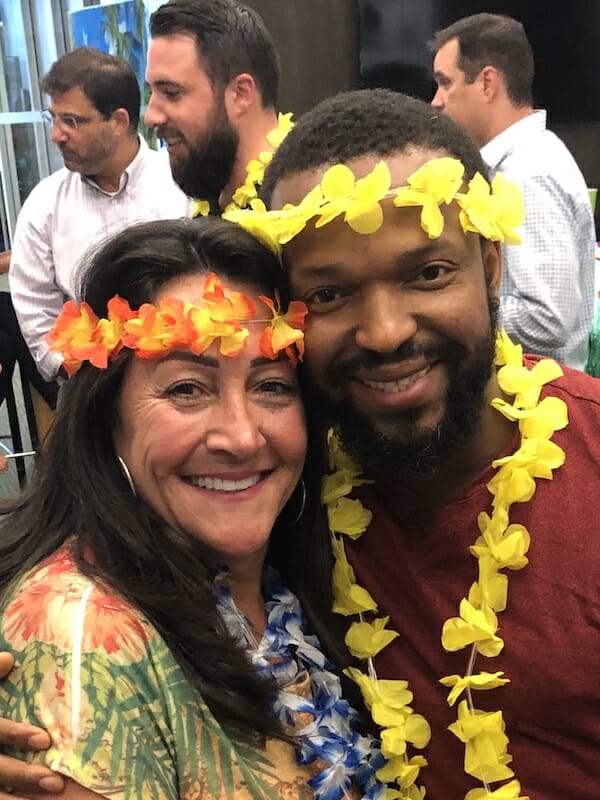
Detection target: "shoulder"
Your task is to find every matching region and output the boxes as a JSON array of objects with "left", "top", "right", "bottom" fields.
[
  {"left": 533, "top": 359, "right": 600, "bottom": 454},
  {"left": 16, "top": 169, "right": 68, "bottom": 211},
  {"left": 542, "top": 360, "right": 600, "bottom": 406},
  {"left": 503, "top": 130, "right": 588, "bottom": 194},
  {"left": 1, "top": 547, "right": 154, "bottom": 664}
]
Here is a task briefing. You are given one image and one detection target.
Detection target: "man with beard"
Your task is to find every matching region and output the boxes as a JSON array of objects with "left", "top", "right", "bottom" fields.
[
  {"left": 2, "top": 91, "right": 600, "bottom": 800},
  {"left": 9, "top": 47, "right": 189, "bottom": 387},
  {"left": 258, "top": 90, "right": 600, "bottom": 799},
  {"left": 145, "top": 0, "right": 281, "bottom": 209}
]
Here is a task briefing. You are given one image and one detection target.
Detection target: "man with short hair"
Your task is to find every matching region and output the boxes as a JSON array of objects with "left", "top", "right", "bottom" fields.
[
  {"left": 259, "top": 89, "right": 600, "bottom": 799},
  {"left": 9, "top": 47, "right": 189, "bottom": 384},
  {"left": 429, "top": 13, "right": 595, "bottom": 371},
  {"left": 145, "top": 0, "right": 283, "bottom": 209}
]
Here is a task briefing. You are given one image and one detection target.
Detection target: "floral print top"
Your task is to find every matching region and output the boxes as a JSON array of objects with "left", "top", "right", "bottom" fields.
[{"left": 0, "top": 547, "right": 325, "bottom": 799}]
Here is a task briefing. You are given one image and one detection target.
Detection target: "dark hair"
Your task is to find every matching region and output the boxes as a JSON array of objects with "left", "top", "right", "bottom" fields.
[
  {"left": 428, "top": 13, "right": 534, "bottom": 108},
  {"left": 0, "top": 216, "right": 323, "bottom": 742},
  {"left": 41, "top": 46, "right": 140, "bottom": 133},
  {"left": 261, "top": 88, "right": 488, "bottom": 204},
  {"left": 150, "top": 0, "right": 279, "bottom": 108}
]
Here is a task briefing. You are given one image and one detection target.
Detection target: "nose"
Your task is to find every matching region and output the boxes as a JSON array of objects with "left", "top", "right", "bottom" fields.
[
  {"left": 51, "top": 124, "right": 67, "bottom": 144},
  {"left": 144, "top": 91, "right": 166, "bottom": 128},
  {"left": 355, "top": 285, "right": 417, "bottom": 354},
  {"left": 205, "top": 395, "right": 264, "bottom": 460},
  {"left": 431, "top": 88, "right": 443, "bottom": 110}
]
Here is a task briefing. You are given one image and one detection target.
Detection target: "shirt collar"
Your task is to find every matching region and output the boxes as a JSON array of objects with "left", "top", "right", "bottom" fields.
[{"left": 480, "top": 109, "right": 546, "bottom": 172}]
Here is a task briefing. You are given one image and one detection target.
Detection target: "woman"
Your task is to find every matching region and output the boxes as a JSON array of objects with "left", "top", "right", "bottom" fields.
[{"left": 0, "top": 218, "right": 377, "bottom": 800}]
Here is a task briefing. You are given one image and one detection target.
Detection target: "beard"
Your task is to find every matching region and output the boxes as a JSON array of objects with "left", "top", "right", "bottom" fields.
[
  {"left": 63, "top": 133, "right": 116, "bottom": 176},
  {"left": 313, "top": 294, "right": 499, "bottom": 479},
  {"left": 167, "top": 101, "right": 239, "bottom": 201}
]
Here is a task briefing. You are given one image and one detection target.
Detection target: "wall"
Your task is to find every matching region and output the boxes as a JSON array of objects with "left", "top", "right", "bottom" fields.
[{"left": 244, "top": 0, "right": 360, "bottom": 116}]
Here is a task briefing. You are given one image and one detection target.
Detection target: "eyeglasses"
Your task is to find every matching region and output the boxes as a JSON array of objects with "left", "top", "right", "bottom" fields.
[{"left": 41, "top": 110, "right": 104, "bottom": 131}]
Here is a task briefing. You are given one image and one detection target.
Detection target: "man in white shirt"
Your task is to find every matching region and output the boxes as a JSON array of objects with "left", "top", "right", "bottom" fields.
[
  {"left": 9, "top": 47, "right": 190, "bottom": 384},
  {"left": 429, "top": 13, "right": 595, "bottom": 370}
]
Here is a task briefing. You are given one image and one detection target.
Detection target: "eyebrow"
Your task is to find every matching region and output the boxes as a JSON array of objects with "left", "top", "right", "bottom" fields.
[
  {"left": 150, "top": 79, "right": 185, "bottom": 90},
  {"left": 159, "top": 352, "right": 287, "bottom": 369},
  {"left": 294, "top": 241, "right": 457, "bottom": 280}
]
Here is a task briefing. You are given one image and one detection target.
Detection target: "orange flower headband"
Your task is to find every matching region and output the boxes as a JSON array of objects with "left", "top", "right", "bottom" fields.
[{"left": 47, "top": 273, "right": 308, "bottom": 377}]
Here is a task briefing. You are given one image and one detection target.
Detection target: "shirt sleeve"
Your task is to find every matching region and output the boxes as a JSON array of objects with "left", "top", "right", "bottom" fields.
[
  {"left": 8, "top": 189, "right": 65, "bottom": 381},
  {"left": 498, "top": 173, "right": 588, "bottom": 358},
  {"left": 0, "top": 579, "right": 180, "bottom": 800}
]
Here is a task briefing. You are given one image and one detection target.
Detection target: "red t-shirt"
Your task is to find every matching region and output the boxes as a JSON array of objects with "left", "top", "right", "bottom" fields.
[{"left": 346, "top": 362, "right": 600, "bottom": 800}]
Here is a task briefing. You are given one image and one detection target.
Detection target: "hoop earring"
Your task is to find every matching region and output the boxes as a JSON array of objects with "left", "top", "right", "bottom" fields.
[
  {"left": 117, "top": 456, "right": 137, "bottom": 498},
  {"left": 292, "top": 478, "right": 306, "bottom": 524}
]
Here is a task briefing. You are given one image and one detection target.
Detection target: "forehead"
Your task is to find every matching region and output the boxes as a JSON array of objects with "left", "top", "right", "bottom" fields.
[
  {"left": 273, "top": 149, "right": 478, "bottom": 276},
  {"left": 50, "top": 86, "right": 96, "bottom": 114},
  {"left": 146, "top": 32, "right": 207, "bottom": 83},
  {"left": 433, "top": 38, "right": 461, "bottom": 75},
  {"left": 270, "top": 148, "right": 449, "bottom": 208}
]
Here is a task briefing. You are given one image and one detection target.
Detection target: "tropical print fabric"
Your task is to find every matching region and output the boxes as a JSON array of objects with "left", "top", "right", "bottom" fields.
[{"left": 0, "top": 547, "right": 325, "bottom": 799}]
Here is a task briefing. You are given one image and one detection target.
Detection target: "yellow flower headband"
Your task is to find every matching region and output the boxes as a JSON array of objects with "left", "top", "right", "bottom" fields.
[
  {"left": 222, "top": 156, "right": 525, "bottom": 257},
  {"left": 46, "top": 273, "right": 308, "bottom": 377}
]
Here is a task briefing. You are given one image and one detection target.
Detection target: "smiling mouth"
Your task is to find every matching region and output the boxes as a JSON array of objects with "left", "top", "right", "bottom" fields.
[
  {"left": 184, "top": 473, "right": 265, "bottom": 492},
  {"left": 362, "top": 365, "right": 432, "bottom": 392},
  {"left": 159, "top": 132, "right": 184, "bottom": 147}
]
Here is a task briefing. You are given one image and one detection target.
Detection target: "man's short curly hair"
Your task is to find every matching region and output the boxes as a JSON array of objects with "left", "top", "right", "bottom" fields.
[{"left": 261, "top": 89, "right": 488, "bottom": 205}]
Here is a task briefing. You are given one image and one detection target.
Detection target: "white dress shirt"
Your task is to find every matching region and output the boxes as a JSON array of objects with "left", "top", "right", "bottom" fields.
[
  {"left": 9, "top": 137, "right": 191, "bottom": 380},
  {"left": 481, "top": 110, "right": 595, "bottom": 370}
]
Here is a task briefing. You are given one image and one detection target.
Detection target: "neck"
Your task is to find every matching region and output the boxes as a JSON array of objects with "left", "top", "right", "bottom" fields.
[
  {"left": 90, "top": 135, "right": 140, "bottom": 193},
  {"left": 222, "top": 554, "right": 267, "bottom": 636},
  {"left": 480, "top": 103, "right": 535, "bottom": 147},
  {"left": 219, "top": 107, "right": 279, "bottom": 209}
]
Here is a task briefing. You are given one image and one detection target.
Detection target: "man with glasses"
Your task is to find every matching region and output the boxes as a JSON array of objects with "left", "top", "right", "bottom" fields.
[{"left": 8, "top": 47, "right": 189, "bottom": 387}]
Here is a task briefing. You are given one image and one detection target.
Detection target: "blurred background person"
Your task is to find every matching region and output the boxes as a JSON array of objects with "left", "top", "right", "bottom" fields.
[
  {"left": 430, "top": 12, "right": 595, "bottom": 370},
  {"left": 9, "top": 47, "right": 190, "bottom": 390}
]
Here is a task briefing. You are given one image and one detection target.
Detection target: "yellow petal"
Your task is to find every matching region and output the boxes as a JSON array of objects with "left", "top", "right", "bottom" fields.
[
  {"left": 328, "top": 496, "right": 373, "bottom": 538},
  {"left": 320, "top": 164, "right": 356, "bottom": 200},
  {"left": 345, "top": 616, "right": 399, "bottom": 659},
  {"left": 440, "top": 671, "right": 510, "bottom": 707}
]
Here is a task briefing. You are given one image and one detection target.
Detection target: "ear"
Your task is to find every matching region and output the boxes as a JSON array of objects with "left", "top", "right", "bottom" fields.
[
  {"left": 480, "top": 65, "right": 501, "bottom": 102},
  {"left": 224, "top": 72, "right": 258, "bottom": 119},
  {"left": 483, "top": 239, "right": 502, "bottom": 298},
  {"left": 111, "top": 107, "right": 132, "bottom": 135}
]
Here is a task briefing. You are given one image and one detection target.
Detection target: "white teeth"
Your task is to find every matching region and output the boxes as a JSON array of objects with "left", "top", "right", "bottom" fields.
[
  {"left": 191, "top": 474, "right": 262, "bottom": 492},
  {"left": 364, "top": 365, "right": 431, "bottom": 392}
]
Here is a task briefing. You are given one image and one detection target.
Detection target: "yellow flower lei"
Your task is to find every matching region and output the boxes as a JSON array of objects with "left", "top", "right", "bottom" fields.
[
  {"left": 322, "top": 331, "right": 568, "bottom": 800},
  {"left": 222, "top": 156, "right": 525, "bottom": 258},
  {"left": 191, "top": 112, "right": 295, "bottom": 217}
]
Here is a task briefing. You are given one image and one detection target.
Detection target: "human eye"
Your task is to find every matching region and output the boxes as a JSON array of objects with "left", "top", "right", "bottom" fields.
[
  {"left": 161, "top": 87, "right": 181, "bottom": 101},
  {"left": 165, "top": 380, "right": 208, "bottom": 406},
  {"left": 257, "top": 378, "right": 298, "bottom": 396},
  {"left": 62, "top": 115, "right": 78, "bottom": 130},
  {"left": 413, "top": 263, "right": 454, "bottom": 286},
  {"left": 303, "top": 286, "right": 347, "bottom": 312}
]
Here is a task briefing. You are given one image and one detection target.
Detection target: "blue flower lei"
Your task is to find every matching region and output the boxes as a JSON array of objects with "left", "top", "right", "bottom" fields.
[{"left": 215, "top": 569, "right": 387, "bottom": 800}]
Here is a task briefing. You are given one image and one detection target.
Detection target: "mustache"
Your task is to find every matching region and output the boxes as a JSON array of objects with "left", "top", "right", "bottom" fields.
[
  {"left": 155, "top": 126, "right": 182, "bottom": 141},
  {"left": 331, "top": 338, "right": 460, "bottom": 376}
]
